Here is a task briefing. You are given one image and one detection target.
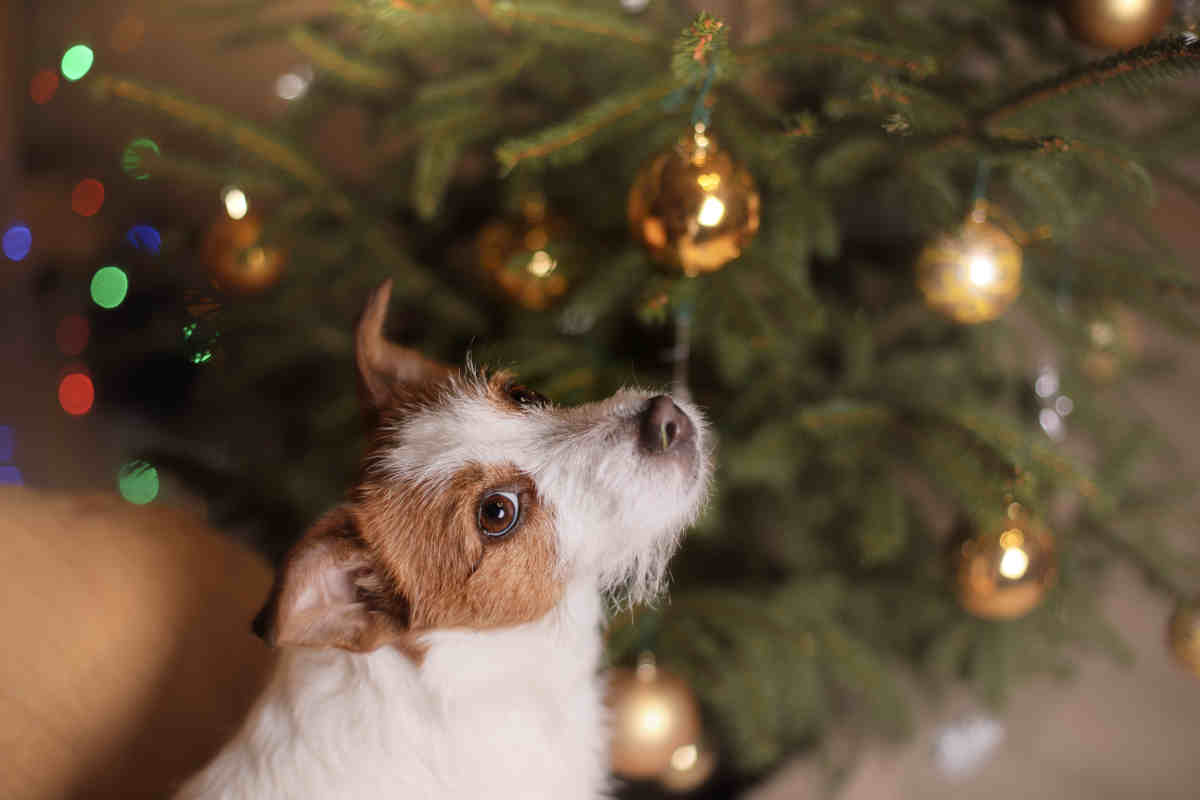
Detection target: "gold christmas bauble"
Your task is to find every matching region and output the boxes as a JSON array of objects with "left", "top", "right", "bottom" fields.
[
  {"left": 628, "top": 126, "right": 760, "bottom": 277},
  {"left": 1167, "top": 597, "right": 1200, "bottom": 677},
  {"left": 658, "top": 739, "right": 718, "bottom": 794},
  {"left": 607, "top": 654, "right": 703, "bottom": 779},
  {"left": 201, "top": 214, "right": 287, "bottom": 295},
  {"left": 1059, "top": 0, "right": 1173, "bottom": 50},
  {"left": 955, "top": 511, "right": 1057, "bottom": 620},
  {"left": 476, "top": 196, "right": 570, "bottom": 310},
  {"left": 917, "top": 214, "right": 1022, "bottom": 324}
]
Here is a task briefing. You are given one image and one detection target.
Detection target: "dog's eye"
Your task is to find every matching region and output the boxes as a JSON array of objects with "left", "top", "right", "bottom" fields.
[
  {"left": 479, "top": 491, "right": 520, "bottom": 538},
  {"left": 507, "top": 384, "right": 549, "bottom": 409}
]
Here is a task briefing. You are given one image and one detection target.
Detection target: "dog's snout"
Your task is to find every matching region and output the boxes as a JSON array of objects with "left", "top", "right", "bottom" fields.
[{"left": 638, "top": 395, "right": 694, "bottom": 454}]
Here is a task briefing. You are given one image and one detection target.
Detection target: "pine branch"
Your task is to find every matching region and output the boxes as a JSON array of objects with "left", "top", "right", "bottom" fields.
[
  {"left": 744, "top": 35, "right": 938, "bottom": 79},
  {"left": 413, "top": 44, "right": 538, "bottom": 108},
  {"left": 980, "top": 34, "right": 1200, "bottom": 128},
  {"left": 287, "top": 26, "right": 404, "bottom": 91},
  {"left": 495, "top": 77, "right": 679, "bottom": 171},
  {"left": 485, "top": 1, "right": 659, "bottom": 46}
]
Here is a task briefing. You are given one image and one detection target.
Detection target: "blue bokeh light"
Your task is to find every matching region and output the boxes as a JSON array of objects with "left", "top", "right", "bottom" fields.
[
  {"left": 127, "top": 224, "right": 162, "bottom": 255},
  {"left": 3, "top": 225, "right": 32, "bottom": 261},
  {"left": 0, "top": 466, "right": 22, "bottom": 486}
]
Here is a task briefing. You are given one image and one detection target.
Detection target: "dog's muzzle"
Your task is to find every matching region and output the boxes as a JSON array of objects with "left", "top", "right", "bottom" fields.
[{"left": 637, "top": 395, "right": 695, "bottom": 455}]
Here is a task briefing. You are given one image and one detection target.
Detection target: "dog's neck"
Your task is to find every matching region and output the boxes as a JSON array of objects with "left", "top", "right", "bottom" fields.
[{"left": 177, "top": 578, "right": 611, "bottom": 800}]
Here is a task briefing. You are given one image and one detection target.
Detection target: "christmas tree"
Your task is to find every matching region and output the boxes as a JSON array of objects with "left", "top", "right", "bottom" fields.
[{"left": 25, "top": 0, "right": 1200, "bottom": 795}]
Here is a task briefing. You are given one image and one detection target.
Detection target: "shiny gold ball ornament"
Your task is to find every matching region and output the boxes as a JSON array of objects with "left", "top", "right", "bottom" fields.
[
  {"left": 1059, "top": 0, "right": 1173, "bottom": 50},
  {"left": 476, "top": 195, "right": 570, "bottom": 310},
  {"left": 628, "top": 125, "right": 760, "bottom": 277},
  {"left": 201, "top": 214, "right": 287, "bottom": 295},
  {"left": 917, "top": 209, "right": 1023, "bottom": 324},
  {"left": 607, "top": 653, "right": 704, "bottom": 779},
  {"left": 1167, "top": 597, "right": 1200, "bottom": 677},
  {"left": 955, "top": 509, "right": 1057, "bottom": 620}
]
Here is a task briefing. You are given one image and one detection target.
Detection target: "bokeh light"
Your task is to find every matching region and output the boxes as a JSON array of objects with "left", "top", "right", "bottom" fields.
[
  {"left": 0, "top": 467, "right": 22, "bottom": 486},
  {"left": 60, "top": 44, "right": 95, "bottom": 81},
  {"left": 182, "top": 321, "right": 217, "bottom": 364},
  {"left": 122, "top": 138, "right": 160, "bottom": 180},
  {"left": 126, "top": 224, "right": 162, "bottom": 254},
  {"left": 275, "top": 69, "right": 312, "bottom": 101},
  {"left": 90, "top": 266, "right": 129, "bottom": 309},
  {"left": 30, "top": 69, "right": 59, "bottom": 104},
  {"left": 112, "top": 15, "right": 146, "bottom": 53},
  {"left": 118, "top": 460, "right": 159, "bottom": 504},
  {"left": 222, "top": 186, "right": 248, "bottom": 220},
  {"left": 56, "top": 314, "right": 91, "bottom": 356},
  {"left": 72, "top": 178, "right": 105, "bottom": 216},
  {"left": 0, "top": 425, "right": 13, "bottom": 463},
  {"left": 3, "top": 225, "right": 32, "bottom": 261},
  {"left": 58, "top": 372, "right": 95, "bottom": 416}
]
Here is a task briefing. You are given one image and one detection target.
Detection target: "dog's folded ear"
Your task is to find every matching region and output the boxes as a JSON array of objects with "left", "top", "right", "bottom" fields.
[
  {"left": 253, "top": 506, "right": 410, "bottom": 652},
  {"left": 356, "top": 279, "right": 454, "bottom": 416}
]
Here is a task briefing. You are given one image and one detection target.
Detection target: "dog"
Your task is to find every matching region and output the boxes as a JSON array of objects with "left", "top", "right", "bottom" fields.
[{"left": 176, "top": 279, "right": 712, "bottom": 799}]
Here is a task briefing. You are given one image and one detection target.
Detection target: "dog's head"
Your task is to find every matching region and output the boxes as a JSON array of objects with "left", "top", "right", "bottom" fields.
[{"left": 253, "top": 280, "right": 711, "bottom": 654}]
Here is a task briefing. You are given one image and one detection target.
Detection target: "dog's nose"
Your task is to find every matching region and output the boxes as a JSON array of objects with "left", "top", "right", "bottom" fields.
[{"left": 639, "top": 395, "right": 694, "bottom": 454}]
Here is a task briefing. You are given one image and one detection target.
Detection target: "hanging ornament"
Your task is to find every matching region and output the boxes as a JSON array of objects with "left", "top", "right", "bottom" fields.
[
  {"left": 1080, "top": 305, "right": 1144, "bottom": 382},
  {"left": 955, "top": 506, "right": 1057, "bottom": 620},
  {"left": 1058, "top": 0, "right": 1173, "bottom": 50},
  {"left": 607, "top": 653, "right": 704, "bottom": 779},
  {"left": 201, "top": 213, "right": 287, "bottom": 295},
  {"left": 916, "top": 204, "right": 1023, "bottom": 324},
  {"left": 628, "top": 124, "right": 760, "bottom": 277},
  {"left": 1167, "top": 597, "right": 1200, "bottom": 677},
  {"left": 658, "top": 738, "right": 718, "bottom": 793},
  {"left": 476, "top": 194, "right": 570, "bottom": 311}
]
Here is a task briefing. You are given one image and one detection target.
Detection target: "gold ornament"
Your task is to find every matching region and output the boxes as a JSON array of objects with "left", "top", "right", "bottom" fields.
[
  {"left": 628, "top": 124, "right": 760, "bottom": 277},
  {"left": 476, "top": 195, "right": 570, "bottom": 310},
  {"left": 607, "top": 653, "right": 703, "bottom": 779},
  {"left": 955, "top": 507, "right": 1057, "bottom": 620},
  {"left": 1167, "top": 597, "right": 1200, "bottom": 677},
  {"left": 917, "top": 208, "right": 1022, "bottom": 324},
  {"left": 1059, "top": 0, "right": 1173, "bottom": 50},
  {"left": 1081, "top": 306, "right": 1144, "bottom": 382},
  {"left": 658, "top": 738, "right": 718, "bottom": 794},
  {"left": 201, "top": 214, "right": 287, "bottom": 295}
]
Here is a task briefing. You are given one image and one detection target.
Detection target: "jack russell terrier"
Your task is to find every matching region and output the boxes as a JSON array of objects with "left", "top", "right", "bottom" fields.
[{"left": 177, "top": 280, "right": 712, "bottom": 799}]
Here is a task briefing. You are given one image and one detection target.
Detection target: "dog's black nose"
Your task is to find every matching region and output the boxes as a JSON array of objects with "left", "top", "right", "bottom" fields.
[{"left": 639, "top": 395, "right": 694, "bottom": 453}]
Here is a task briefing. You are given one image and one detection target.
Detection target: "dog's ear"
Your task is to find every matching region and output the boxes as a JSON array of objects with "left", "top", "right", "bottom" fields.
[
  {"left": 253, "top": 506, "right": 410, "bottom": 652},
  {"left": 356, "top": 279, "right": 454, "bottom": 415}
]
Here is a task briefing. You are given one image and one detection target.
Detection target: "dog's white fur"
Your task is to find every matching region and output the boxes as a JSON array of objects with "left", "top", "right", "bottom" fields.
[{"left": 177, "top": 361, "right": 710, "bottom": 799}]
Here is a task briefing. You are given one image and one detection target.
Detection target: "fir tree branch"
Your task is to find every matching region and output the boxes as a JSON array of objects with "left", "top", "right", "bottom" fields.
[
  {"left": 485, "top": 1, "right": 659, "bottom": 45},
  {"left": 287, "top": 26, "right": 404, "bottom": 91},
  {"left": 742, "top": 35, "right": 938, "bottom": 79},
  {"left": 88, "top": 74, "right": 345, "bottom": 210},
  {"left": 495, "top": 77, "right": 679, "bottom": 171},
  {"left": 414, "top": 44, "right": 538, "bottom": 107},
  {"left": 980, "top": 34, "right": 1200, "bottom": 128}
]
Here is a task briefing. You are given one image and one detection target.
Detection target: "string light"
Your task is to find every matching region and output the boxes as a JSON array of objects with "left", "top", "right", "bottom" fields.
[
  {"left": 222, "top": 186, "right": 249, "bottom": 220},
  {"left": 60, "top": 44, "right": 95, "bottom": 81},
  {"left": 58, "top": 372, "right": 95, "bottom": 416},
  {"left": 126, "top": 224, "right": 162, "bottom": 255},
  {"left": 90, "top": 266, "right": 129, "bottom": 309},
  {"left": 3, "top": 225, "right": 32, "bottom": 261},
  {"left": 72, "top": 178, "right": 105, "bottom": 217},
  {"left": 118, "top": 460, "right": 159, "bottom": 504},
  {"left": 121, "top": 138, "right": 160, "bottom": 180},
  {"left": 275, "top": 66, "right": 313, "bottom": 101},
  {"left": 29, "top": 69, "right": 59, "bottom": 104}
]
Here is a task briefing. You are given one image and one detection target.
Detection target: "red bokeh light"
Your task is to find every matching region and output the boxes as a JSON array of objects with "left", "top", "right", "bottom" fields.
[
  {"left": 56, "top": 314, "right": 91, "bottom": 356},
  {"left": 71, "top": 179, "right": 105, "bottom": 217},
  {"left": 30, "top": 69, "right": 59, "bottom": 105},
  {"left": 58, "top": 372, "right": 95, "bottom": 416}
]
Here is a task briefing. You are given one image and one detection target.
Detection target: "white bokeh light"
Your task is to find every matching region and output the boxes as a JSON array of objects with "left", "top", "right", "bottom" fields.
[
  {"left": 222, "top": 186, "right": 248, "bottom": 220},
  {"left": 966, "top": 251, "right": 998, "bottom": 288}
]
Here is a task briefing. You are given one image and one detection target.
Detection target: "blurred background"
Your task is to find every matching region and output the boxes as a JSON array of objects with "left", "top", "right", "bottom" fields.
[{"left": 3, "top": 0, "right": 1200, "bottom": 797}]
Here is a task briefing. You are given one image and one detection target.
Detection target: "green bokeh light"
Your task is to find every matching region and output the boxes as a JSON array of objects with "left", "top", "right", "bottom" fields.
[
  {"left": 122, "top": 138, "right": 160, "bottom": 180},
  {"left": 61, "top": 44, "right": 95, "bottom": 82},
  {"left": 118, "top": 460, "right": 159, "bottom": 505},
  {"left": 91, "top": 266, "right": 128, "bottom": 309}
]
